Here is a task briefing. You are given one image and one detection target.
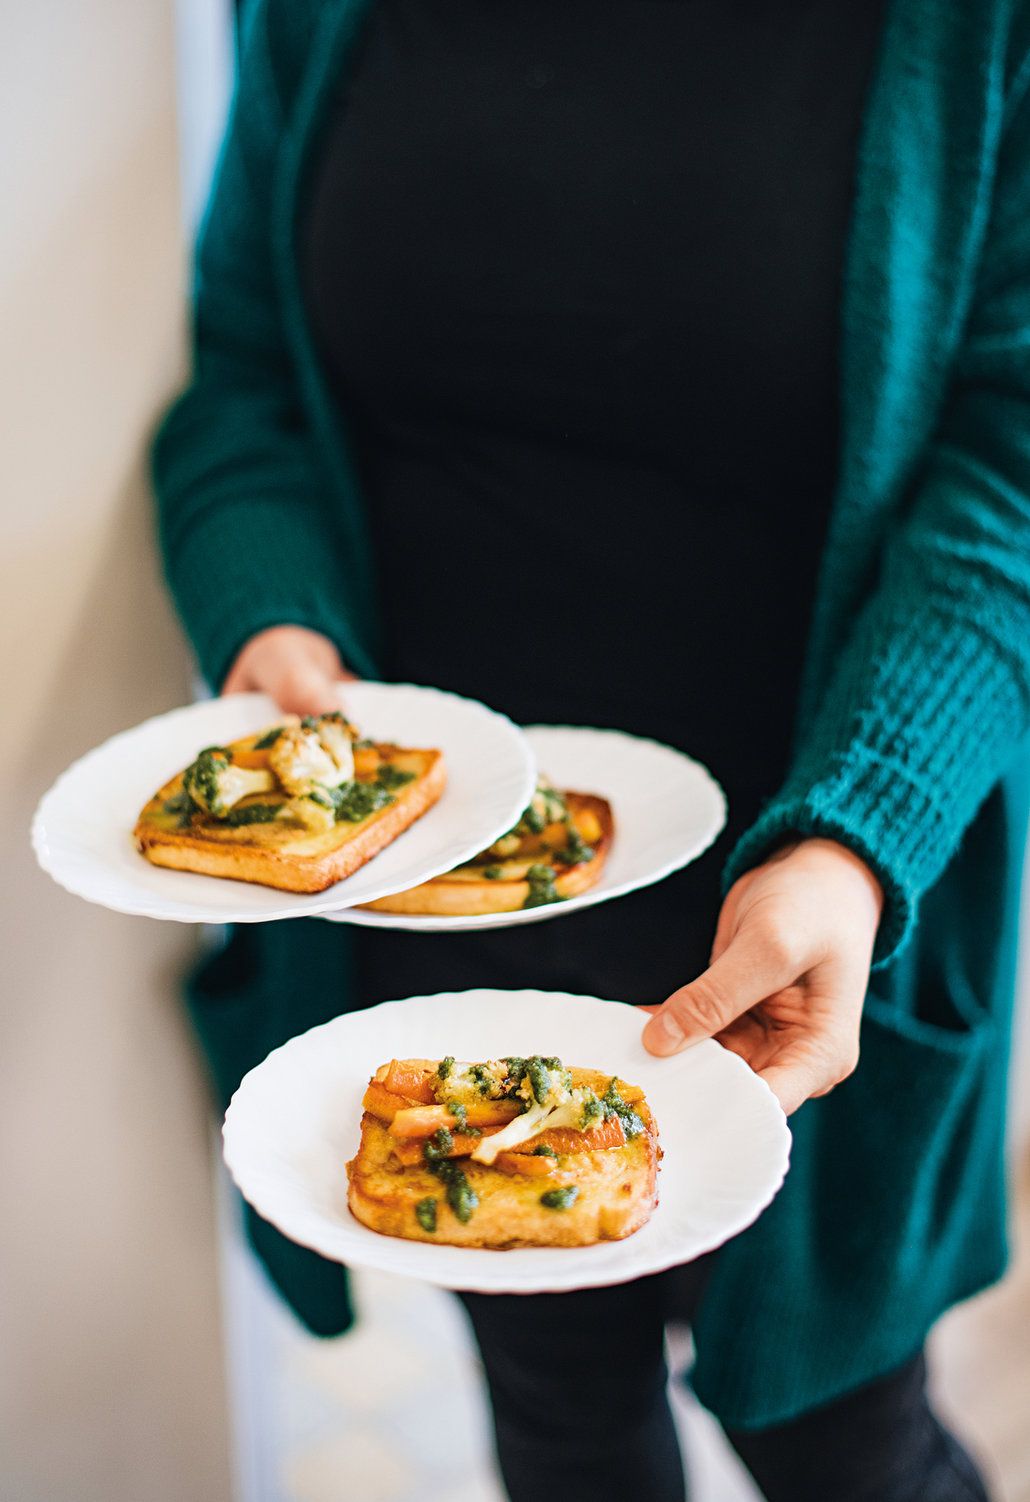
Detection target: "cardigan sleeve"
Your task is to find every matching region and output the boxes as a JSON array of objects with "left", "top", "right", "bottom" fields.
[
  {"left": 725, "top": 64, "right": 1030, "bottom": 966},
  {"left": 152, "top": 0, "right": 375, "bottom": 690}
]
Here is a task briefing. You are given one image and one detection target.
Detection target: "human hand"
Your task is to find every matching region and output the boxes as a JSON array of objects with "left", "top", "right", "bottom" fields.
[
  {"left": 642, "top": 838, "right": 883, "bottom": 1113},
  {"left": 221, "top": 625, "right": 357, "bottom": 715}
]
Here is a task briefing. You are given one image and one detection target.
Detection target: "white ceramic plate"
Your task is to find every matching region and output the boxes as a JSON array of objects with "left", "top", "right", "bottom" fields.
[
  {"left": 222, "top": 988, "right": 791, "bottom": 1294},
  {"left": 31, "top": 684, "right": 535, "bottom": 923},
  {"left": 322, "top": 724, "right": 726, "bottom": 931}
]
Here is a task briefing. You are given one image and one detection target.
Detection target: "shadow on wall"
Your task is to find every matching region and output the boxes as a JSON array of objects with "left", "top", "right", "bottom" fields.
[
  {"left": 0, "top": 5, "right": 231, "bottom": 1498},
  {"left": 10, "top": 466, "right": 191, "bottom": 792}
]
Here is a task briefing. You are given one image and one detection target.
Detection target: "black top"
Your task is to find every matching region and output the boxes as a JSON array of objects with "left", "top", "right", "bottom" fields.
[{"left": 301, "top": 0, "right": 885, "bottom": 1002}]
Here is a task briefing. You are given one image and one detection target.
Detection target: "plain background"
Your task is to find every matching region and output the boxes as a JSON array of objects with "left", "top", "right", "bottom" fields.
[
  {"left": 2, "top": 3, "right": 1029, "bottom": 1500},
  {"left": 0, "top": 3, "right": 229, "bottom": 1499}
]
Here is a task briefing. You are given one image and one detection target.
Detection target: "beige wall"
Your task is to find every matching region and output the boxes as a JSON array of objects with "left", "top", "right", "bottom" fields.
[{"left": 0, "top": 4, "right": 230, "bottom": 1500}]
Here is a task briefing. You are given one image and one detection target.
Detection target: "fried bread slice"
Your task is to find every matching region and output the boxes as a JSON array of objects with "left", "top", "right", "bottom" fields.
[
  {"left": 135, "top": 733, "right": 445, "bottom": 894},
  {"left": 362, "top": 791, "right": 612, "bottom": 916},
  {"left": 347, "top": 1060, "right": 659, "bottom": 1248}
]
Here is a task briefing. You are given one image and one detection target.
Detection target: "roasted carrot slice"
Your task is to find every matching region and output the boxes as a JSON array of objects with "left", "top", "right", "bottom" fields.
[
  {"left": 353, "top": 746, "right": 382, "bottom": 777},
  {"left": 494, "top": 1151, "right": 558, "bottom": 1178},
  {"left": 383, "top": 1059, "right": 438, "bottom": 1104},
  {"left": 612, "top": 1080, "right": 645, "bottom": 1104},
  {"left": 571, "top": 807, "right": 603, "bottom": 844},
  {"left": 230, "top": 747, "right": 272, "bottom": 770},
  {"left": 525, "top": 1114, "right": 627, "bottom": 1155},
  {"left": 391, "top": 1126, "right": 504, "bottom": 1167},
  {"left": 389, "top": 1100, "right": 521, "bottom": 1138},
  {"left": 362, "top": 1081, "right": 419, "bottom": 1122}
]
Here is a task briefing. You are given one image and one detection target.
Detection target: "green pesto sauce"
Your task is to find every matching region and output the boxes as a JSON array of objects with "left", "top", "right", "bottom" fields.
[
  {"left": 468, "top": 1063, "right": 496, "bottom": 1095},
  {"left": 555, "top": 822, "right": 595, "bottom": 867},
  {"left": 224, "top": 802, "right": 283, "bottom": 827},
  {"left": 520, "top": 803, "right": 547, "bottom": 835},
  {"left": 376, "top": 763, "right": 416, "bottom": 791},
  {"left": 327, "top": 779, "right": 396, "bottom": 822},
  {"left": 422, "top": 1131, "right": 478, "bottom": 1222},
  {"left": 579, "top": 1093, "right": 605, "bottom": 1129},
  {"left": 415, "top": 1197, "right": 438, "bottom": 1234},
  {"left": 423, "top": 1127, "right": 454, "bottom": 1162},
  {"left": 540, "top": 1186, "right": 580, "bottom": 1211},
  {"left": 527, "top": 1056, "right": 553, "bottom": 1105},
  {"left": 161, "top": 789, "right": 197, "bottom": 829},
  {"left": 523, "top": 864, "right": 560, "bottom": 909},
  {"left": 182, "top": 747, "right": 230, "bottom": 815},
  {"left": 432, "top": 1160, "right": 478, "bottom": 1222},
  {"left": 603, "top": 1079, "right": 645, "bottom": 1140}
]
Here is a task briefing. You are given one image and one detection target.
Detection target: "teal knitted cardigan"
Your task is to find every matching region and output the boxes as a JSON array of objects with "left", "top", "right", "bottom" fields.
[{"left": 154, "top": 0, "right": 1030, "bottom": 1428}]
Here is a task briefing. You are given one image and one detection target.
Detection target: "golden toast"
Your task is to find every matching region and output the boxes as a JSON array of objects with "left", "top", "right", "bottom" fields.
[
  {"left": 347, "top": 1055, "right": 660, "bottom": 1248},
  {"left": 363, "top": 780, "right": 613, "bottom": 916},
  {"left": 134, "top": 713, "right": 445, "bottom": 893}
]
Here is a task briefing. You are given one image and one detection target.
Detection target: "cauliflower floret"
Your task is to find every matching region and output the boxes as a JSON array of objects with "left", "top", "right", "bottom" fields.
[
  {"left": 283, "top": 793, "right": 336, "bottom": 835},
  {"left": 514, "top": 1055, "right": 573, "bottom": 1108},
  {"left": 269, "top": 721, "right": 352, "bottom": 795},
  {"left": 182, "top": 747, "right": 276, "bottom": 818},
  {"left": 434, "top": 1058, "right": 513, "bottom": 1108},
  {"left": 313, "top": 712, "right": 357, "bottom": 780},
  {"left": 470, "top": 1085, "right": 603, "bottom": 1166}
]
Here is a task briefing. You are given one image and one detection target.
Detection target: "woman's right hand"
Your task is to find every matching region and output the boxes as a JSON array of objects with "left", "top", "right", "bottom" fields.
[{"left": 221, "top": 625, "right": 357, "bottom": 715}]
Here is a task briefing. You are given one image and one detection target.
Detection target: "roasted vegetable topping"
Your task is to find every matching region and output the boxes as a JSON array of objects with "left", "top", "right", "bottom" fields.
[
  {"left": 485, "top": 778, "right": 569, "bottom": 857},
  {"left": 519, "top": 780, "right": 569, "bottom": 836},
  {"left": 469, "top": 1057, "right": 605, "bottom": 1165},
  {"left": 182, "top": 746, "right": 276, "bottom": 818},
  {"left": 603, "top": 1079, "right": 645, "bottom": 1140},
  {"left": 555, "top": 824, "right": 595, "bottom": 866},
  {"left": 268, "top": 718, "right": 354, "bottom": 796}
]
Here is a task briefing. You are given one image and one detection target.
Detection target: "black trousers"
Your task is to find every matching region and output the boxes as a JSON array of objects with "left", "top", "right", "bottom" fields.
[{"left": 458, "top": 1263, "right": 990, "bottom": 1502}]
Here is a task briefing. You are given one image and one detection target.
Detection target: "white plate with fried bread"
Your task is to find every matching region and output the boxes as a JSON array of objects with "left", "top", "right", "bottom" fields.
[
  {"left": 221, "top": 989, "right": 792, "bottom": 1294},
  {"left": 32, "top": 683, "right": 535, "bottom": 923},
  {"left": 322, "top": 724, "right": 726, "bottom": 931}
]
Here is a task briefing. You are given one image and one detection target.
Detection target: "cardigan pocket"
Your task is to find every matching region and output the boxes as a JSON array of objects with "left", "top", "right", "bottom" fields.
[{"left": 847, "top": 983, "right": 1001, "bottom": 1284}]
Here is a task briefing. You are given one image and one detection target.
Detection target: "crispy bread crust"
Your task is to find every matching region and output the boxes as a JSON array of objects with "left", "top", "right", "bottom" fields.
[
  {"left": 346, "top": 1070, "right": 659, "bottom": 1249},
  {"left": 362, "top": 791, "right": 613, "bottom": 916},
  {"left": 134, "top": 744, "right": 445, "bottom": 894}
]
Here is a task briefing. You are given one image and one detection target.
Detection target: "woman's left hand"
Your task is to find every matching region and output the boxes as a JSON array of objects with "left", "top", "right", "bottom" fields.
[{"left": 641, "top": 838, "right": 883, "bottom": 1113}]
